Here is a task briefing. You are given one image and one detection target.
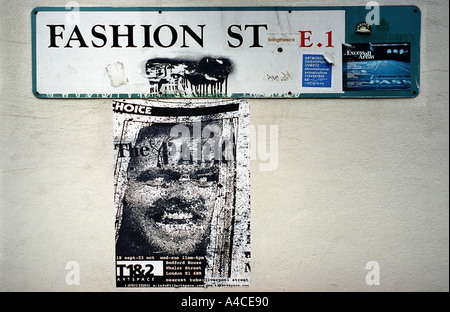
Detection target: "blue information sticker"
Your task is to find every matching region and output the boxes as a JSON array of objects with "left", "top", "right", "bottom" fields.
[{"left": 302, "top": 54, "right": 332, "bottom": 88}]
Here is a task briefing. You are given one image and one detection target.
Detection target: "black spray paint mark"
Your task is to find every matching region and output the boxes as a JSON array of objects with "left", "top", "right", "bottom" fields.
[{"left": 145, "top": 57, "right": 233, "bottom": 97}]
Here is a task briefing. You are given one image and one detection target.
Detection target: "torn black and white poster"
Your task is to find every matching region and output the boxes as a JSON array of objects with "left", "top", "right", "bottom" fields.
[{"left": 113, "top": 99, "right": 250, "bottom": 287}]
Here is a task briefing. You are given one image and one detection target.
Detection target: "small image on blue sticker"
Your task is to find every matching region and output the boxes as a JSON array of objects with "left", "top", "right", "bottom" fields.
[{"left": 302, "top": 54, "right": 332, "bottom": 88}]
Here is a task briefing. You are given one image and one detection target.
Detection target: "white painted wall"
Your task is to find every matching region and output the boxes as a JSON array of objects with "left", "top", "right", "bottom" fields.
[{"left": 0, "top": 0, "right": 448, "bottom": 291}]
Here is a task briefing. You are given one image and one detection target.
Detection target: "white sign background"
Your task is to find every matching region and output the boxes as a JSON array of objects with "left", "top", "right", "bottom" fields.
[{"left": 34, "top": 8, "right": 345, "bottom": 97}]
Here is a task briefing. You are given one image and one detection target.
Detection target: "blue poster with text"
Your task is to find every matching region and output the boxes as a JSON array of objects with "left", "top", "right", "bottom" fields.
[{"left": 302, "top": 54, "right": 332, "bottom": 88}]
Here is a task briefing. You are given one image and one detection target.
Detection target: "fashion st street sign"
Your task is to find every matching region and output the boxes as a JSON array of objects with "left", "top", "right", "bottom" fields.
[{"left": 32, "top": 6, "right": 420, "bottom": 98}]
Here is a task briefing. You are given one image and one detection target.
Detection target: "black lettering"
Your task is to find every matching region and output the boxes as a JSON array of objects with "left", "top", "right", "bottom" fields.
[
  {"left": 180, "top": 25, "right": 205, "bottom": 48},
  {"left": 110, "top": 25, "right": 137, "bottom": 48},
  {"left": 245, "top": 24, "right": 268, "bottom": 48},
  {"left": 129, "top": 143, "right": 141, "bottom": 157},
  {"left": 141, "top": 25, "right": 154, "bottom": 47},
  {"left": 227, "top": 25, "right": 243, "bottom": 48},
  {"left": 115, "top": 143, "right": 128, "bottom": 158},
  {"left": 91, "top": 24, "right": 107, "bottom": 48},
  {"left": 115, "top": 142, "right": 151, "bottom": 157},
  {"left": 140, "top": 146, "right": 150, "bottom": 156},
  {"left": 154, "top": 24, "right": 177, "bottom": 48},
  {"left": 47, "top": 25, "right": 65, "bottom": 48},
  {"left": 64, "top": 25, "right": 88, "bottom": 48}
]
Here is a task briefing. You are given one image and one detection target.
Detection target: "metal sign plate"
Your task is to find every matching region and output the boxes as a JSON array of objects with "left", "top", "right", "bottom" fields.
[{"left": 32, "top": 6, "right": 420, "bottom": 98}]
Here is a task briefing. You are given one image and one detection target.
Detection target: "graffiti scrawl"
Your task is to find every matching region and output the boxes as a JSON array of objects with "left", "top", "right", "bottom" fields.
[{"left": 145, "top": 57, "right": 233, "bottom": 97}]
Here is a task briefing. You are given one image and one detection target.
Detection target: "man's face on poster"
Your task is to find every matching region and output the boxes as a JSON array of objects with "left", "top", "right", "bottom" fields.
[{"left": 122, "top": 122, "right": 225, "bottom": 255}]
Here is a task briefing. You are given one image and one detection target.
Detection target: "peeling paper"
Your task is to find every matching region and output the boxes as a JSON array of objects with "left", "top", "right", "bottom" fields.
[
  {"left": 323, "top": 52, "right": 335, "bottom": 65},
  {"left": 106, "top": 62, "right": 128, "bottom": 88}
]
